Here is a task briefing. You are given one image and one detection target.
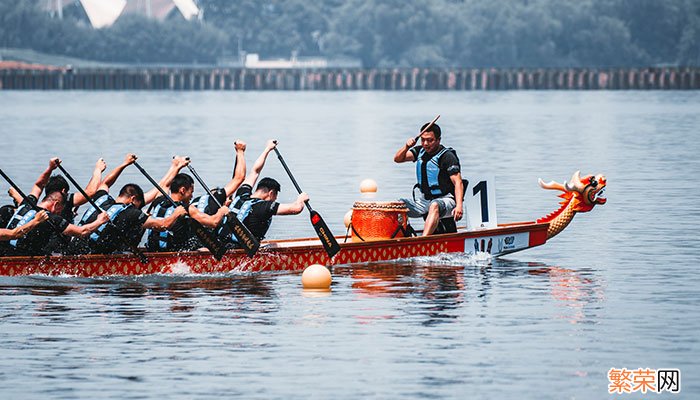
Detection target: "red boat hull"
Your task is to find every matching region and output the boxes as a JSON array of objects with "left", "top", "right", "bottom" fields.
[{"left": 0, "top": 222, "right": 549, "bottom": 277}]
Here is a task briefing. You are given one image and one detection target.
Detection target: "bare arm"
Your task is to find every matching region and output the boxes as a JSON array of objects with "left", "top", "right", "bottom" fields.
[
  {"left": 99, "top": 153, "right": 136, "bottom": 191},
  {"left": 143, "top": 156, "right": 190, "bottom": 205},
  {"left": 394, "top": 138, "right": 417, "bottom": 163},
  {"left": 141, "top": 206, "right": 187, "bottom": 231},
  {"left": 30, "top": 157, "right": 60, "bottom": 198},
  {"left": 225, "top": 141, "right": 247, "bottom": 197},
  {"left": 276, "top": 193, "right": 309, "bottom": 215},
  {"left": 8, "top": 187, "right": 22, "bottom": 205},
  {"left": 450, "top": 173, "right": 464, "bottom": 221},
  {"left": 188, "top": 204, "right": 229, "bottom": 228},
  {"left": 62, "top": 212, "right": 110, "bottom": 237},
  {"left": 73, "top": 158, "right": 107, "bottom": 207},
  {"left": 0, "top": 210, "right": 49, "bottom": 240},
  {"left": 242, "top": 140, "right": 276, "bottom": 188}
]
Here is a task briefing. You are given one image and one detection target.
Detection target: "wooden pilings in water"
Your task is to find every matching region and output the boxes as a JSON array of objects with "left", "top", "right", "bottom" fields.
[{"left": 1, "top": 67, "right": 699, "bottom": 90}]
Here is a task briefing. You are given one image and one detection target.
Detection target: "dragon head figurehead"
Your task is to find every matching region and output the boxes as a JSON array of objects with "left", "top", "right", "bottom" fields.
[{"left": 537, "top": 171, "right": 607, "bottom": 239}]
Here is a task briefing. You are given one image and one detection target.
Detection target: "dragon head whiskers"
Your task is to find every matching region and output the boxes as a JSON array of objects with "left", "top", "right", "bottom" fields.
[{"left": 538, "top": 178, "right": 567, "bottom": 192}]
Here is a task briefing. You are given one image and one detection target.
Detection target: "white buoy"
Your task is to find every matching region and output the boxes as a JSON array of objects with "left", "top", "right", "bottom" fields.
[
  {"left": 302, "top": 264, "right": 332, "bottom": 290},
  {"left": 359, "top": 179, "right": 378, "bottom": 193}
]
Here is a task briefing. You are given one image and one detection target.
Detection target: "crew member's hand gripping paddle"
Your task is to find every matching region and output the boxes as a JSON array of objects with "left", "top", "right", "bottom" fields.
[
  {"left": 273, "top": 146, "right": 340, "bottom": 258},
  {"left": 186, "top": 163, "right": 260, "bottom": 257},
  {"left": 133, "top": 160, "right": 227, "bottom": 260}
]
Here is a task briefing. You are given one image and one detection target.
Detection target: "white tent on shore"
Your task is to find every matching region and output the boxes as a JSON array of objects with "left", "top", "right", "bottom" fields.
[
  {"left": 44, "top": 0, "right": 200, "bottom": 29},
  {"left": 80, "top": 0, "right": 127, "bottom": 29}
]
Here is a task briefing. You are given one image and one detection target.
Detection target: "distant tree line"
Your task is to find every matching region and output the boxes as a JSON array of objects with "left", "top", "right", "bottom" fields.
[
  {"left": 1, "top": 0, "right": 699, "bottom": 67},
  {"left": 0, "top": 0, "right": 227, "bottom": 64}
]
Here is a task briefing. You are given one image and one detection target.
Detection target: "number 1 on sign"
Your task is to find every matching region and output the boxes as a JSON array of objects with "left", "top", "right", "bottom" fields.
[
  {"left": 464, "top": 176, "right": 497, "bottom": 230},
  {"left": 473, "top": 180, "right": 489, "bottom": 223}
]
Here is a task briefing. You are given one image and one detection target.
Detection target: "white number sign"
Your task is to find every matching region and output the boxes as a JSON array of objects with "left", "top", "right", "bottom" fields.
[{"left": 463, "top": 175, "right": 497, "bottom": 230}]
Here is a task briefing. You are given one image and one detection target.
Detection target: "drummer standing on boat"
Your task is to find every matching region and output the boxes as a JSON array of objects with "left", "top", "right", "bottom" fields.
[{"left": 394, "top": 122, "right": 464, "bottom": 236}]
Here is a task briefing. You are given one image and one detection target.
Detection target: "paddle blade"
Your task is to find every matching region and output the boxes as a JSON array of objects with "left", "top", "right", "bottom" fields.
[
  {"left": 224, "top": 212, "right": 260, "bottom": 257},
  {"left": 188, "top": 218, "right": 227, "bottom": 261},
  {"left": 310, "top": 210, "right": 341, "bottom": 258}
]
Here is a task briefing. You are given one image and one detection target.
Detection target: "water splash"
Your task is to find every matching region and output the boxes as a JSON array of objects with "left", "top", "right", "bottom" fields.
[
  {"left": 166, "top": 261, "right": 192, "bottom": 275},
  {"left": 407, "top": 251, "right": 492, "bottom": 266}
]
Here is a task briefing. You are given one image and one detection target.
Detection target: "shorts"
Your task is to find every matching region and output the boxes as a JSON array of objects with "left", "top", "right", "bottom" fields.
[{"left": 400, "top": 192, "right": 456, "bottom": 219}]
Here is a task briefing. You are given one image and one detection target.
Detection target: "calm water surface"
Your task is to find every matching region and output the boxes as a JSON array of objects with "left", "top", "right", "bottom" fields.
[{"left": 0, "top": 91, "right": 698, "bottom": 399}]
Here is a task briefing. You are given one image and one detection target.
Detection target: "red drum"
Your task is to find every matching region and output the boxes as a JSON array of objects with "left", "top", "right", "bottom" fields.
[{"left": 351, "top": 201, "right": 409, "bottom": 242}]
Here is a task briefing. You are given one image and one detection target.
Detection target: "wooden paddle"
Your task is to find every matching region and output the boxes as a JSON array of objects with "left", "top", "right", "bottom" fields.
[
  {"left": 186, "top": 163, "right": 260, "bottom": 257},
  {"left": 0, "top": 168, "right": 71, "bottom": 246},
  {"left": 133, "top": 160, "right": 227, "bottom": 260},
  {"left": 272, "top": 146, "right": 341, "bottom": 259},
  {"left": 55, "top": 164, "right": 148, "bottom": 263},
  {"left": 415, "top": 114, "right": 441, "bottom": 142}
]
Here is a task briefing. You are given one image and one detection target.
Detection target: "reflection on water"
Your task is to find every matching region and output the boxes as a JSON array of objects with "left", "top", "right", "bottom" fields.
[
  {"left": 528, "top": 264, "right": 605, "bottom": 325},
  {"left": 0, "top": 255, "right": 687, "bottom": 398},
  {"left": 1, "top": 275, "right": 280, "bottom": 323},
  {"left": 334, "top": 256, "right": 603, "bottom": 327},
  {"left": 2, "top": 257, "right": 603, "bottom": 328}
]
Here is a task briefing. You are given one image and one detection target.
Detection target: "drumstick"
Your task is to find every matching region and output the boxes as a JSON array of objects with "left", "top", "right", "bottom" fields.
[{"left": 414, "top": 114, "right": 440, "bottom": 142}]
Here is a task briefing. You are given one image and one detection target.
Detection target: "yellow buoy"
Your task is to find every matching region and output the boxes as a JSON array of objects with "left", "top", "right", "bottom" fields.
[
  {"left": 359, "top": 178, "right": 378, "bottom": 193},
  {"left": 302, "top": 264, "right": 332, "bottom": 290},
  {"left": 344, "top": 210, "right": 353, "bottom": 228}
]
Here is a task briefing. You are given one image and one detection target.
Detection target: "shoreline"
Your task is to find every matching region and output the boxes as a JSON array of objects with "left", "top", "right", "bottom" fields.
[{"left": 1, "top": 66, "right": 698, "bottom": 90}]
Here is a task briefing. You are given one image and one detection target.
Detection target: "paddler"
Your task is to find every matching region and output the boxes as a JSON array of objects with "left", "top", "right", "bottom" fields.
[
  {"left": 394, "top": 121, "right": 464, "bottom": 235},
  {"left": 188, "top": 140, "right": 247, "bottom": 246},
  {"left": 41, "top": 158, "right": 107, "bottom": 253},
  {"left": 0, "top": 209, "right": 48, "bottom": 243},
  {"left": 189, "top": 141, "right": 247, "bottom": 223},
  {"left": 8, "top": 158, "right": 107, "bottom": 224},
  {"left": 0, "top": 157, "right": 62, "bottom": 233},
  {"left": 72, "top": 155, "right": 191, "bottom": 254},
  {"left": 0, "top": 159, "right": 110, "bottom": 256},
  {"left": 146, "top": 172, "right": 230, "bottom": 253},
  {"left": 219, "top": 139, "right": 308, "bottom": 246}
]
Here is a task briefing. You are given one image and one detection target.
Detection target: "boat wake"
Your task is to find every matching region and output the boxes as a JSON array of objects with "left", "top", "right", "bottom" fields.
[{"left": 404, "top": 251, "right": 493, "bottom": 266}]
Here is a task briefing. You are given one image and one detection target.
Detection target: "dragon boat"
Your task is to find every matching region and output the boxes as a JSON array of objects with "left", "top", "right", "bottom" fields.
[{"left": 0, "top": 171, "right": 606, "bottom": 277}]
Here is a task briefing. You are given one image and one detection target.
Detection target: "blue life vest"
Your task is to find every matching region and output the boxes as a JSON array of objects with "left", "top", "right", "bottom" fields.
[
  {"left": 220, "top": 196, "right": 264, "bottom": 242},
  {"left": 6, "top": 205, "right": 37, "bottom": 248},
  {"left": 194, "top": 193, "right": 214, "bottom": 215},
  {"left": 192, "top": 189, "right": 226, "bottom": 216},
  {"left": 89, "top": 203, "right": 130, "bottom": 242},
  {"left": 145, "top": 200, "right": 176, "bottom": 250},
  {"left": 416, "top": 147, "right": 452, "bottom": 198},
  {"left": 78, "top": 192, "right": 112, "bottom": 225}
]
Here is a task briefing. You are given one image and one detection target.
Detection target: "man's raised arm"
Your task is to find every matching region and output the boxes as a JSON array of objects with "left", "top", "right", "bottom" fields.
[
  {"left": 394, "top": 137, "right": 417, "bottom": 163},
  {"left": 143, "top": 156, "right": 190, "bottom": 205},
  {"left": 225, "top": 141, "right": 247, "bottom": 197},
  {"left": 97, "top": 153, "right": 137, "bottom": 192},
  {"left": 242, "top": 140, "right": 276, "bottom": 188},
  {"left": 30, "top": 157, "right": 60, "bottom": 199},
  {"left": 73, "top": 158, "right": 107, "bottom": 206}
]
